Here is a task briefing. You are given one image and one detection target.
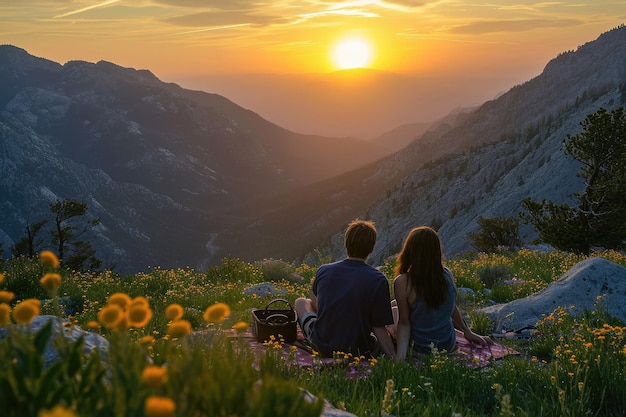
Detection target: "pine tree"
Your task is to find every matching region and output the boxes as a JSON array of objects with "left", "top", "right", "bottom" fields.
[
  {"left": 521, "top": 107, "right": 626, "bottom": 254},
  {"left": 49, "top": 199, "right": 102, "bottom": 270}
]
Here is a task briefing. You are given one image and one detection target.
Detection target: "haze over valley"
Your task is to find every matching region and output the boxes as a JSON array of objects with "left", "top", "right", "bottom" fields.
[{"left": 181, "top": 70, "right": 518, "bottom": 139}]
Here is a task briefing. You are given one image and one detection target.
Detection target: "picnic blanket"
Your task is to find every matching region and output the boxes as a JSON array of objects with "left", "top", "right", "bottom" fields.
[
  {"left": 229, "top": 327, "right": 518, "bottom": 371},
  {"left": 450, "top": 330, "right": 518, "bottom": 368}
]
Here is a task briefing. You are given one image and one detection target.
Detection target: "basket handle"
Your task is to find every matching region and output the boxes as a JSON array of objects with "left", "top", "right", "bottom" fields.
[
  {"left": 265, "top": 313, "right": 290, "bottom": 324},
  {"left": 264, "top": 298, "right": 294, "bottom": 312}
]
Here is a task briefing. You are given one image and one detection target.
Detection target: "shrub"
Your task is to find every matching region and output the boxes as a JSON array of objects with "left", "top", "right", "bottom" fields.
[
  {"left": 256, "top": 258, "right": 303, "bottom": 283},
  {"left": 205, "top": 258, "right": 263, "bottom": 285},
  {"left": 468, "top": 216, "right": 522, "bottom": 253},
  {"left": 477, "top": 264, "right": 512, "bottom": 288},
  {"left": 3, "top": 256, "right": 48, "bottom": 300},
  {"left": 468, "top": 311, "right": 493, "bottom": 335}
]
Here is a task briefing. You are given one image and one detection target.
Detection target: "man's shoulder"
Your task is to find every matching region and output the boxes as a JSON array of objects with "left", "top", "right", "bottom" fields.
[{"left": 318, "top": 260, "right": 342, "bottom": 271}]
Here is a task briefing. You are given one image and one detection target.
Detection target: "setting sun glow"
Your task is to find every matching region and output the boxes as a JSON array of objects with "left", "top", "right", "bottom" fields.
[{"left": 332, "top": 38, "right": 372, "bottom": 70}]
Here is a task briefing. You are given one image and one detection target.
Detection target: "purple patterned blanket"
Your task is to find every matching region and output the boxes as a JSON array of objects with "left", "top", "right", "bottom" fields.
[{"left": 230, "top": 328, "right": 518, "bottom": 371}]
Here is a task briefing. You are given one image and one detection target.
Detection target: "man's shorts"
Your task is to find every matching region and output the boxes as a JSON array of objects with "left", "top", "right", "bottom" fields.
[
  {"left": 297, "top": 312, "right": 381, "bottom": 358},
  {"left": 298, "top": 311, "right": 317, "bottom": 341}
]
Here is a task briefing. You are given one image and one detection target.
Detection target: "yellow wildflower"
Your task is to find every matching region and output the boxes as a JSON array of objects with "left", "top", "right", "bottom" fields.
[
  {"left": 23, "top": 298, "right": 42, "bottom": 308},
  {"left": 116, "top": 315, "right": 129, "bottom": 332},
  {"left": 127, "top": 304, "right": 153, "bottom": 328},
  {"left": 39, "top": 250, "right": 60, "bottom": 269},
  {"left": 85, "top": 321, "right": 100, "bottom": 330},
  {"left": 140, "top": 335, "right": 156, "bottom": 346},
  {"left": 0, "top": 291, "right": 15, "bottom": 304},
  {"left": 107, "top": 292, "right": 131, "bottom": 309},
  {"left": 203, "top": 302, "right": 230, "bottom": 323},
  {"left": 232, "top": 321, "right": 248, "bottom": 333},
  {"left": 167, "top": 319, "right": 192, "bottom": 338},
  {"left": 142, "top": 365, "right": 168, "bottom": 388},
  {"left": 40, "top": 273, "right": 62, "bottom": 294},
  {"left": 0, "top": 303, "right": 11, "bottom": 326},
  {"left": 130, "top": 296, "right": 149, "bottom": 308},
  {"left": 145, "top": 396, "right": 176, "bottom": 417},
  {"left": 12, "top": 299, "right": 41, "bottom": 324},
  {"left": 98, "top": 304, "right": 124, "bottom": 329},
  {"left": 39, "top": 405, "right": 78, "bottom": 417},
  {"left": 165, "top": 304, "right": 184, "bottom": 321}
]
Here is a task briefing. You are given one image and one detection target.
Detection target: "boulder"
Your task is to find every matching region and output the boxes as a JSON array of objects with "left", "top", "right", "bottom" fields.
[
  {"left": 301, "top": 388, "right": 358, "bottom": 417},
  {"left": 0, "top": 315, "right": 110, "bottom": 368},
  {"left": 479, "top": 258, "right": 626, "bottom": 331},
  {"left": 243, "top": 282, "right": 287, "bottom": 298}
]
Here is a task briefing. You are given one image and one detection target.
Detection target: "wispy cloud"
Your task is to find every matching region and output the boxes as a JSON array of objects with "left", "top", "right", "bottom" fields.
[
  {"left": 175, "top": 24, "right": 252, "bottom": 35},
  {"left": 53, "top": 0, "right": 122, "bottom": 19},
  {"left": 1, "top": 0, "right": 621, "bottom": 78},
  {"left": 164, "top": 11, "right": 287, "bottom": 28},
  {"left": 449, "top": 18, "right": 584, "bottom": 35},
  {"left": 151, "top": 0, "right": 249, "bottom": 9},
  {"left": 496, "top": 2, "right": 566, "bottom": 12}
]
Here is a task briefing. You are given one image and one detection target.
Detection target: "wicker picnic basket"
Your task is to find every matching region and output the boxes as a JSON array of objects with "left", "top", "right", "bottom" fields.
[{"left": 251, "top": 298, "right": 298, "bottom": 343}]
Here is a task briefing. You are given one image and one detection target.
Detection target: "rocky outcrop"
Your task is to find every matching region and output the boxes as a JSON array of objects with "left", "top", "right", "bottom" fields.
[
  {"left": 479, "top": 258, "right": 626, "bottom": 331},
  {"left": 0, "top": 315, "right": 109, "bottom": 368}
]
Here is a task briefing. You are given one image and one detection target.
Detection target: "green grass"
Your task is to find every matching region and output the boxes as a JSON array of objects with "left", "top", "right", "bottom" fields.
[{"left": 1, "top": 249, "right": 625, "bottom": 416}]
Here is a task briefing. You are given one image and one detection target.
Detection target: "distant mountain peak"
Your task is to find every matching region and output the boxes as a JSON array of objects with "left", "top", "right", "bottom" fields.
[{"left": 0, "top": 45, "right": 388, "bottom": 272}]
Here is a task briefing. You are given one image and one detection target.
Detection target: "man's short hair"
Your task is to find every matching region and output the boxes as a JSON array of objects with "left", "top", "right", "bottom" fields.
[{"left": 344, "top": 220, "right": 377, "bottom": 258}]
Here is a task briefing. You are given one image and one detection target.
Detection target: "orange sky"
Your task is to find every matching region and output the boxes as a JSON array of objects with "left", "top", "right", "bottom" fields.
[{"left": 2, "top": 1, "right": 625, "bottom": 136}]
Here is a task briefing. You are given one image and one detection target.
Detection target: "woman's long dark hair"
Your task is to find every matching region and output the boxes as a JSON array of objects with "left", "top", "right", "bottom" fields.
[{"left": 394, "top": 226, "right": 447, "bottom": 309}]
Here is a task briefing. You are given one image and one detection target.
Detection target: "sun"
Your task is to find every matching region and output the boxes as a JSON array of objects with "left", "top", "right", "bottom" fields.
[{"left": 331, "top": 38, "right": 372, "bottom": 70}]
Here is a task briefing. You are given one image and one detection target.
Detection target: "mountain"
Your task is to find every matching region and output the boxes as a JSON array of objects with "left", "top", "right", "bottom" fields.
[
  {"left": 368, "top": 107, "right": 477, "bottom": 153},
  {"left": 321, "top": 24, "right": 626, "bottom": 263},
  {"left": 0, "top": 45, "right": 388, "bottom": 273},
  {"left": 217, "top": 25, "right": 626, "bottom": 265},
  {"left": 2, "top": 24, "right": 625, "bottom": 273}
]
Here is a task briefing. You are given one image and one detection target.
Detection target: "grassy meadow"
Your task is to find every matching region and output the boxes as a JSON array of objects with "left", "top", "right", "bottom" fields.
[{"left": 1, "top": 249, "right": 625, "bottom": 416}]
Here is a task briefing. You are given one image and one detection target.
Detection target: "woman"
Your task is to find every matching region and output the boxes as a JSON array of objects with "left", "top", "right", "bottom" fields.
[{"left": 392, "top": 226, "right": 490, "bottom": 361}]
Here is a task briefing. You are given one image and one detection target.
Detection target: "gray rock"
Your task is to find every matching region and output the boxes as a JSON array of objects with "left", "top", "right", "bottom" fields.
[
  {"left": 301, "top": 388, "right": 358, "bottom": 417},
  {"left": 243, "top": 282, "right": 287, "bottom": 298},
  {"left": 479, "top": 258, "right": 626, "bottom": 331},
  {"left": 4, "top": 315, "right": 109, "bottom": 368},
  {"left": 458, "top": 287, "right": 476, "bottom": 298}
]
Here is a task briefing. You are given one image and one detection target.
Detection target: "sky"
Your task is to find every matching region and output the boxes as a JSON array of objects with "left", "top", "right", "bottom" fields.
[{"left": 2, "top": 1, "right": 625, "bottom": 137}]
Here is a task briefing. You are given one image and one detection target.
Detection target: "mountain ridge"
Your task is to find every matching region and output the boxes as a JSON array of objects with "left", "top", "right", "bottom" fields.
[
  {"left": 0, "top": 46, "right": 389, "bottom": 272},
  {"left": 1, "top": 25, "right": 625, "bottom": 272}
]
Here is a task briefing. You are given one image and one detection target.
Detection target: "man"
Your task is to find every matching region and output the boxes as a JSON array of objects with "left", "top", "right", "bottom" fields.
[{"left": 295, "top": 220, "right": 396, "bottom": 359}]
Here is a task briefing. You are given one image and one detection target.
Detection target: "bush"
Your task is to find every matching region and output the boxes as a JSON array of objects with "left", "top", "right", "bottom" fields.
[
  {"left": 468, "top": 311, "right": 493, "bottom": 335},
  {"left": 468, "top": 216, "right": 522, "bottom": 253},
  {"left": 477, "top": 264, "right": 512, "bottom": 288},
  {"left": 256, "top": 258, "right": 303, "bottom": 283}
]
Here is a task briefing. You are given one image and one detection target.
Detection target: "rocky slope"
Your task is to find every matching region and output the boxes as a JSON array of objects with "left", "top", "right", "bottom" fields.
[
  {"left": 319, "top": 25, "right": 626, "bottom": 263},
  {"left": 0, "top": 45, "right": 386, "bottom": 272}
]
